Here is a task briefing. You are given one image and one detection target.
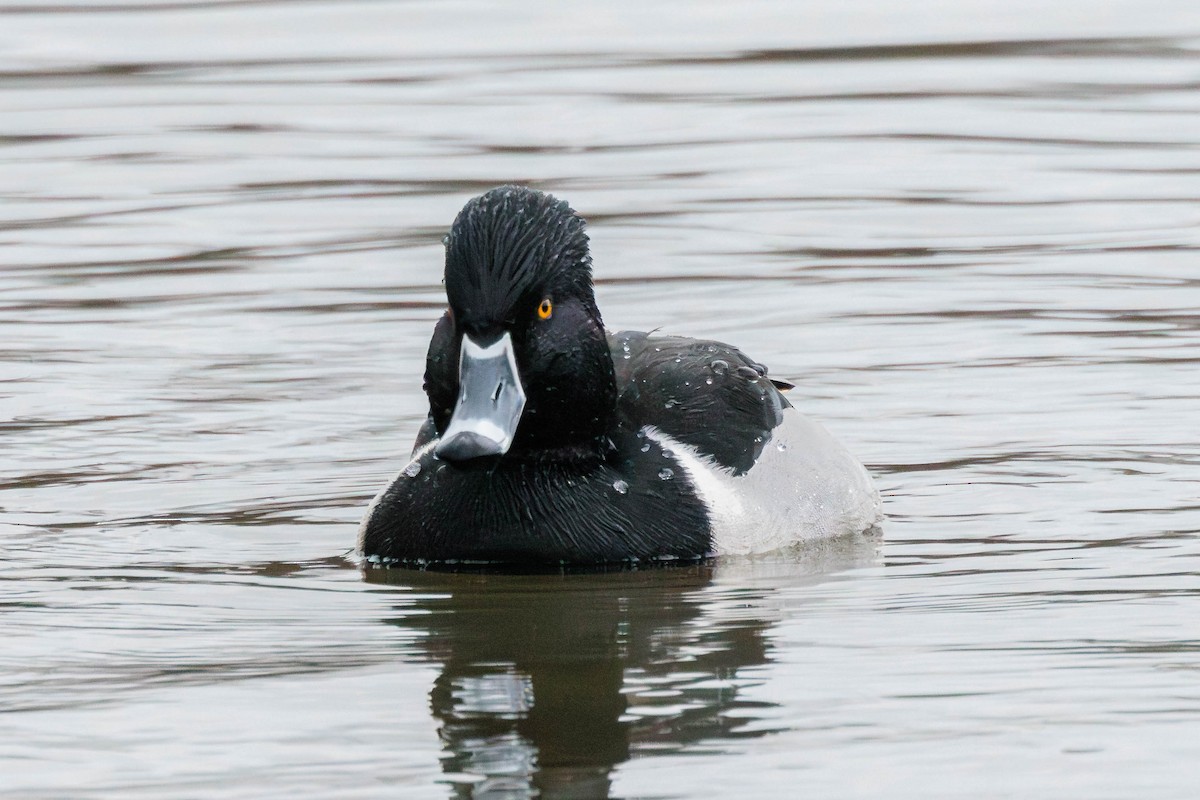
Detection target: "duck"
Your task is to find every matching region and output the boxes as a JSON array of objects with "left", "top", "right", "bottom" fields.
[{"left": 359, "top": 186, "right": 882, "bottom": 567}]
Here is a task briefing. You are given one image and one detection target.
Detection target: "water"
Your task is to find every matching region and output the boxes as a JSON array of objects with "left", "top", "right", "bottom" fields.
[{"left": 3, "top": 1, "right": 1200, "bottom": 797}]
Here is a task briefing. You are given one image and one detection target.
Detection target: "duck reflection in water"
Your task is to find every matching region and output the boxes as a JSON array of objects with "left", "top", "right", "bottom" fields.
[{"left": 364, "top": 534, "right": 879, "bottom": 799}]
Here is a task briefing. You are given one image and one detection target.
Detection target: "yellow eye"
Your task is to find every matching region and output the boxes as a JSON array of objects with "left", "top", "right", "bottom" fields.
[{"left": 537, "top": 298, "right": 553, "bottom": 320}]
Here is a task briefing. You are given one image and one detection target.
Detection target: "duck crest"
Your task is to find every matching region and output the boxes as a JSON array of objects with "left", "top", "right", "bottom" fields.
[{"left": 444, "top": 185, "right": 593, "bottom": 330}]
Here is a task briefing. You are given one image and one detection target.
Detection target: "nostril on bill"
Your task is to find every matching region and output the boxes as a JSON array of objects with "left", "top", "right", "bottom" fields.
[{"left": 492, "top": 380, "right": 504, "bottom": 404}]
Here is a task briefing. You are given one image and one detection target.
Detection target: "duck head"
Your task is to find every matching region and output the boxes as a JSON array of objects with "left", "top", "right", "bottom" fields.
[{"left": 424, "top": 186, "right": 618, "bottom": 462}]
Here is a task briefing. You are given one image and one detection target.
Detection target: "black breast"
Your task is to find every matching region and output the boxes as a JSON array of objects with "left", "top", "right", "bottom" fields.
[{"left": 360, "top": 429, "right": 712, "bottom": 566}]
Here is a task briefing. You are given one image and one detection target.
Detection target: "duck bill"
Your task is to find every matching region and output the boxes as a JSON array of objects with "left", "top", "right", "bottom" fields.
[{"left": 435, "top": 331, "right": 527, "bottom": 462}]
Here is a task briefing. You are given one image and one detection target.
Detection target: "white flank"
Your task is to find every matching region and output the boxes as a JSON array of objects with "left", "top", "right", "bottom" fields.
[{"left": 644, "top": 409, "right": 882, "bottom": 556}]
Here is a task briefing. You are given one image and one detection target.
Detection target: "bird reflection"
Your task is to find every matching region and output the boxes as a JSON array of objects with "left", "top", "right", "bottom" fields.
[{"left": 364, "top": 533, "right": 879, "bottom": 799}]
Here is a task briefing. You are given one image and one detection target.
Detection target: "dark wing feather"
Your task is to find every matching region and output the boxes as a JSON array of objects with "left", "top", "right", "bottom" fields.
[{"left": 610, "top": 331, "right": 790, "bottom": 475}]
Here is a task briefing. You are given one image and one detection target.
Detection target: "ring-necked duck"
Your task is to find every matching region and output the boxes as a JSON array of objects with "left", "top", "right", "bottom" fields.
[{"left": 359, "top": 186, "right": 881, "bottom": 566}]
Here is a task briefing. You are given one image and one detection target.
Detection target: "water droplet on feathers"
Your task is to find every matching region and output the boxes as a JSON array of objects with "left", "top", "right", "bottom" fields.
[
  {"left": 658, "top": 468, "right": 674, "bottom": 481},
  {"left": 402, "top": 462, "right": 422, "bottom": 478}
]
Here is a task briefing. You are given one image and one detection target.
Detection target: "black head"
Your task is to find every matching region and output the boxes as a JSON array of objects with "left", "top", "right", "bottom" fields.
[
  {"left": 444, "top": 186, "right": 593, "bottom": 334},
  {"left": 425, "top": 186, "right": 618, "bottom": 460}
]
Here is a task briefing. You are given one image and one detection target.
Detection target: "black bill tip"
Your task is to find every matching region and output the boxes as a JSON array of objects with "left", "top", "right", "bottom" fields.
[{"left": 435, "top": 430, "right": 506, "bottom": 462}]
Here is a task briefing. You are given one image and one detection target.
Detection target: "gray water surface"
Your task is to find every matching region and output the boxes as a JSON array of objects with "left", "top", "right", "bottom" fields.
[{"left": 3, "top": 1, "right": 1200, "bottom": 798}]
